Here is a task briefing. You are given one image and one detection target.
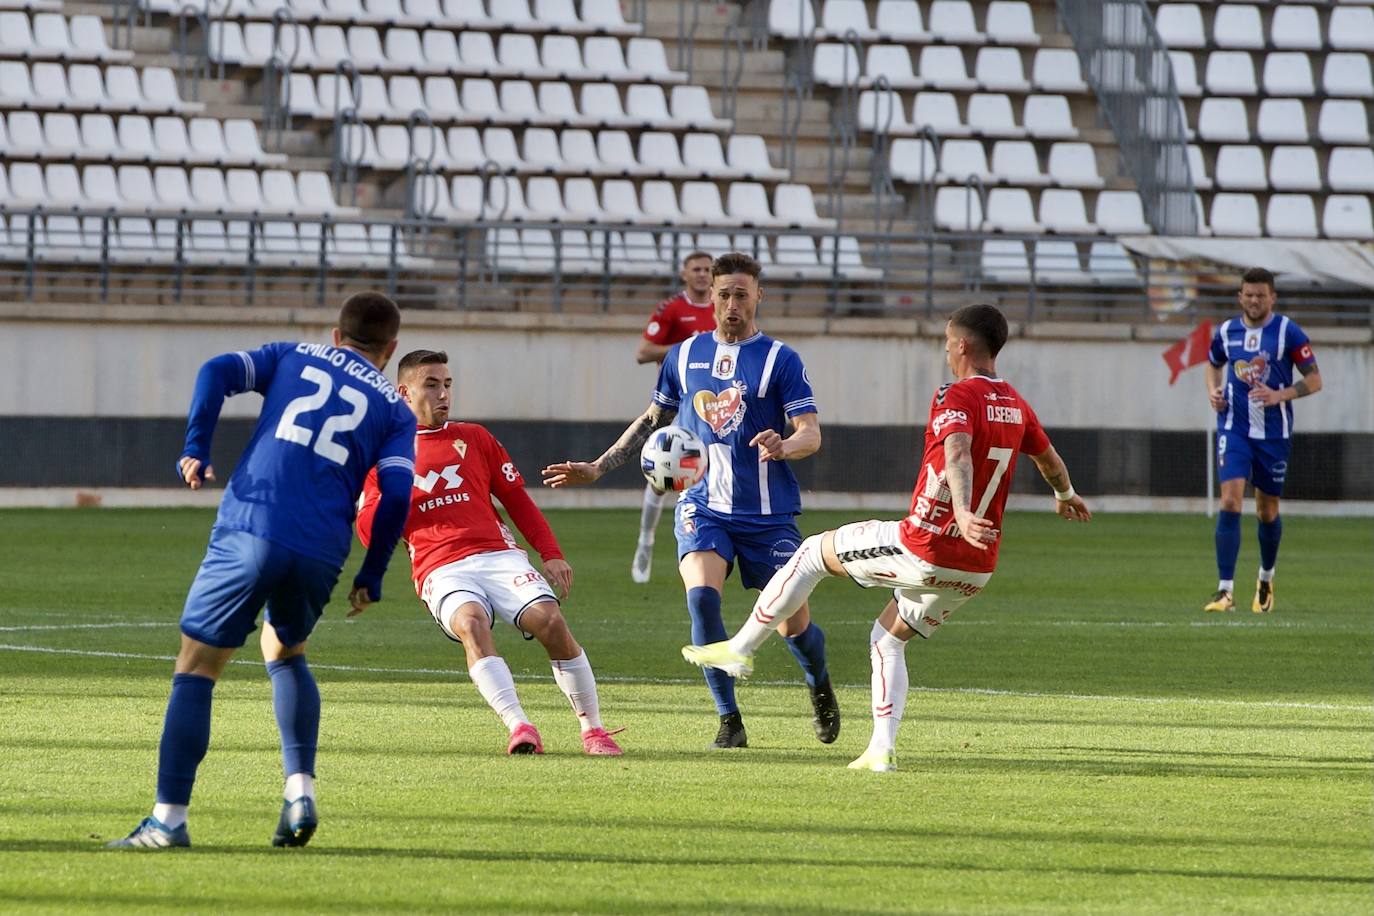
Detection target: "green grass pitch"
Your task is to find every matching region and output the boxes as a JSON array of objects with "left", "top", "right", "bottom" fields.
[{"left": 0, "top": 507, "right": 1370, "bottom": 915}]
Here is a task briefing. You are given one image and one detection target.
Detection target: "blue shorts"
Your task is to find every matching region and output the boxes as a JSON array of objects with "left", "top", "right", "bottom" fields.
[
  {"left": 1217, "top": 432, "right": 1291, "bottom": 497},
  {"left": 673, "top": 501, "right": 802, "bottom": 591},
  {"left": 180, "top": 528, "right": 341, "bottom": 649}
]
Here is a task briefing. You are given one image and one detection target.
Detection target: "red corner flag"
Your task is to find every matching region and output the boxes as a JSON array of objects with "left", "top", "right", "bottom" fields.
[{"left": 1162, "top": 320, "right": 1213, "bottom": 385}]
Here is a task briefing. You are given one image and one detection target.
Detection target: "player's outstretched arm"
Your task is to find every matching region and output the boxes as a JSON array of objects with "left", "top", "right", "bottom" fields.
[
  {"left": 944, "top": 433, "right": 997, "bottom": 550},
  {"left": 541, "top": 403, "right": 676, "bottom": 487},
  {"left": 178, "top": 352, "right": 253, "bottom": 488},
  {"left": 636, "top": 340, "right": 671, "bottom": 365},
  {"left": 1029, "top": 446, "right": 1092, "bottom": 522},
  {"left": 349, "top": 467, "right": 411, "bottom": 616}
]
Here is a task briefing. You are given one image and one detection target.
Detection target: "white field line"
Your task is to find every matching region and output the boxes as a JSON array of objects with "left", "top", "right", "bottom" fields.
[
  {"left": 0, "top": 622, "right": 166, "bottom": 633},
  {"left": 0, "top": 641, "right": 1369, "bottom": 714}
]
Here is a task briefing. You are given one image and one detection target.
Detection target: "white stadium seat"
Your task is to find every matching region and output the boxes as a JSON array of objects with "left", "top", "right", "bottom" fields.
[
  {"left": 1256, "top": 99, "right": 1308, "bottom": 144},
  {"left": 985, "top": 2, "right": 1039, "bottom": 46},
  {"left": 938, "top": 139, "right": 993, "bottom": 182},
  {"left": 1167, "top": 50, "right": 1200, "bottom": 96},
  {"left": 821, "top": 0, "right": 877, "bottom": 41},
  {"left": 934, "top": 185, "right": 983, "bottom": 229},
  {"left": 1034, "top": 239, "right": 1092, "bottom": 285},
  {"left": 1023, "top": 94, "right": 1077, "bottom": 139},
  {"left": 641, "top": 131, "right": 692, "bottom": 178},
  {"left": 1087, "top": 241, "right": 1142, "bottom": 285},
  {"left": 769, "top": 0, "right": 815, "bottom": 38},
  {"left": 874, "top": 0, "right": 927, "bottom": 42},
  {"left": 975, "top": 47, "right": 1030, "bottom": 92},
  {"left": 727, "top": 135, "right": 788, "bottom": 181},
  {"left": 1214, "top": 145, "right": 1267, "bottom": 190},
  {"left": 1038, "top": 188, "right": 1095, "bottom": 233},
  {"left": 967, "top": 93, "right": 1023, "bottom": 137},
  {"left": 1265, "top": 194, "right": 1317, "bottom": 239},
  {"left": 985, "top": 188, "right": 1041, "bottom": 233},
  {"left": 1323, "top": 53, "right": 1374, "bottom": 97},
  {"left": 1329, "top": 7, "right": 1374, "bottom": 52},
  {"left": 1095, "top": 190, "right": 1150, "bottom": 235},
  {"left": 1196, "top": 97, "right": 1250, "bottom": 142},
  {"left": 981, "top": 239, "right": 1030, "bottom": 283},
  {"left": 1319, "top": 99, "right": 1371, "bottom": 145},
  {"left": 858, "top": 88, "right": 914, "bottom": 133},
  {"left": 928, "top": 1, "right": 984, "bottom": 44},
  {"left": 866, "top": 44, "right": 922, "bottom": 88},
  {"left": 913, "top": 91, "right": 970, "bottom": 136},
  {"left": 1047, "top": 142, "right": 1103, "bottom": 189},
  {"left": 1212, "top": 4, "right": 1264, "bottom": 50},
  {"left": 1263, "top": 53, "right": 1314, "bottom": 97},
  {"left": 1210, "top": 192, "right": 1262, "bottom": 237},
  {"left": 1323, "top": 195, "right": 1374, "bottom": 239},
  {"left": 1032, "top": 49, "right": 1087, "bottom": 93},
  {"left": 1186, "top": 145, "right": 1212, "bottom": 191},
  {"left": 991, "top": 140, "right": 1048, "bottom": 185},
  {"left": 1154, "top": 4, "right": 1205, "bottom": 49},
  {"left": 1270, "top": 6, "right": 1322, "bottom": 52},
  {"left": 775, "top": 183, "right": 833, "bottom": 228},
  {"left": 1205, "top": 51, "right": 1257, "bottom": 96},
  {"left": 1328, "top": 148, "right": 1374, "bottom": 193},
  {"left": 889, "top": 137, "right": 938, "bottom": 182},
  {"left": 919, "top": 46, "right": 977, "bottom": 91},
  {"left": 1268, "top": 147, "right": 1321, "bottom": 193}
]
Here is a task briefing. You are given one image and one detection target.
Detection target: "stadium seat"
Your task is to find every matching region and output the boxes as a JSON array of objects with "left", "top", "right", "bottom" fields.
[
  {"left": 919, "top": 46, "right": 977, "bottom": 91},
  {"left": 866, "top": 45, "right": 922, "bottom": 88},
  {"left": 225, "top": 168, "right": 267, "bottom": 212},
  {"left": 938, "top": 139, "right": 993, "bottom": 182},
  {"left": 1047, "top": 142, "right": 1103, "bottom": 189},
  {"left": 774, "top": 234, "right": 827, "bottom": 280},
  {"left": 934, "top": 185, "right": 984, "bottom": 229},
  {"left": 980, "top": 238, "right": 1030, "bottom": 283},
  {"left": 1167, "top": 50, "right": 1201, "bottom": 96},
  {"left": 1205, "top": 51, "right": 1257, "bottom": 96},
  {"left": 559, "top": 129, "right": 606, "bottom": 175},
  {"left": 564, "top": 177, "right": 606, "bottom": 220},
  {"left": 1256, "top": 99, "right": 1308, "bottom": 144},
  {"left": 1087, "top": 240, "right": 1142, "bottom": 285},
  {"left": 1328, "top": 148, "right": 1374, "bottom": 193},
  {"left": 1093, "top": 49, "right": 1145, "bottom": 94},
  {"left": 1039, "top": 188, "right": 1095, "bottom": 233},
  {"left": 1268, "top": 147, "right": 1321, "bottom": 193},
  {"left": 913, "top": 91, "right": 969, "bottom": 136},
  {"left": 612, "top": 229, "right": 668, "bottom": 274},
  {"left": 641, "top": 179, "right": 685, "bottom": 224},
  {"left": 874, "top": 0, "right": 927, "bottom": 42},
  {"left": 1033, "top": 239, "right": 1091, "bottom": 285},
  {"left": 1196, "top": 97, "right": 1250, "bottom": 142},
  {"left": 1318, "top": 99, "right": 1370, "bottom": 145},
  {"left": 1322, "top": 194, "right": 1374, "bottom": 239},
  {"left": 986, "top": 188, "right": 1040, "bottom": 233},
  {"left": 769, "top": 0, "right": 815, "bottom": 38},
  {"left": 679, "top": 181, "right": 730, "bottom": 226},
  {"left": 672, "top": 86, "right": 730, "bottom": 131},
  {"left": 821, "top": 0, "right": 877, "bottom": 41},
  {"left": 537, "top": 83, "right": 589, "bottom": 128},
  {"left": 1265, "top": 194, "right": 1317, "bottom": 239},
  {"left": 459, "top": 31, "right": 499, "bottom": 72},
  {"left": 534, "top": 0, "right": 583, "bottom": 33},
  {"left": 1263, "top": 53, "right": 1315, "bottom": 97},
  {"left": 967, "top": 93, "right": 1023, "bottom": 137},
  {"left": 1329, "top": 7, "right": 1374, "bottom": 52},
  {"left": 481, "top": 127, "right": 525, "bottom": 172},
  {"left": 1212, "top": 4, "right": 1264, "bottom": 51},
  {"left": 1101, "top": 2, "right": 1146, "bottom": 47},
  {"left": 642, "top": 131, "right": 693, "bottom": 178},
  {"left": 725, "top": 182, "right": 778, "bottom": 227},
  {"left": 1214, "top": 145, "right": 1267, "bottom": 190},
  {"left": 819, "top": 235, "right": 882, "bottom": 280},
  {"left": 597, "top": 130, "right": 647, "bottom": 176},
  {"left": 600, "top": 179, "right": 646, "bottom": 223},
  {"left": 116, "top": 164, "right": 156, "bottom": 210},
  {"left": 585, "top": 37, "right": 640, "bottom": 83},
  {"left": 975, "top": 48, "right": 1030, "bottom": 92},
  {"left": 775, "top": 183, "right": 833, "bottom": 228},
  {"left": 1023, "top": 94, "right": 1077, "bottom": 139},
  {"left": 1323, "top": 53, "right": 1374, "bottom": 97},
  {"left": 585, "top": 82, "right": 637, "bottom": 128},
  {"left": 152, "top": 165, "right": 193, "bottom": 210},
  {"left": 727, "top": 135, "right": 788, "bottom": 181},
  {"left": 1095, "top": 190, "right": 1150, "bottom": 235},
  {"left": 525, "top": 176, "right": 569, "bottom": 220},
  {"left": 985, "top": 2, "right": 1039, "bottom": 46},
  {"left": 857, "top": 88, "right": 914, "bottom": 133},
  {"left": 37, "top": 112, "right": 77, "bottom": 158},
  {"left": 1210, "top": 192, "right": 1262, "bottom": 236},
  {"left": 928, "top": 1, "right": 984, "bottom": 44},
  {"left": 681, "top": 132, "right": 730, "bottom": 177},
  {"left": 627, "top": 39, "right": 685, "bottom": 83},
  {"left": 889, "top": 137, "right": 938, "bottom": 182},
  {"left": 446, "top": 126, "right": 485, "bottom": 168},
  {"left": 1186, "top": 144, "right": 1212, "bottom": 190},
  {"left": 807, "top": 42, "right": 862, "bottom": 87},
  {"left": 1154, "top": 4, "right": 1205, "bottom": 49},
  {"left": 420, "top": 31, "right": 461, "bottom": 72},
  {"left": 1032, "top": 49, "right": 1087, "bottom": 92},
  {"left": 1271, "top": 6, "right": 1322, "bottom": 52},
  {"left": 990, "top": 140, "right": 1048, "bottom": 185},
  {"left": 151, "top": 115, "right": 192, "bottom": 163},
  {"left": 581, "top": 0, "right": 640, "bottom": 36},
  {"left": 42, "top": 163, "right": 82, "bottom": 208}
]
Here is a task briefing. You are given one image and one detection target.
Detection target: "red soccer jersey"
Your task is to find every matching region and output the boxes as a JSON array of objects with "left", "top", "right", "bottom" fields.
[
  {"left": 643, "top": 291, "right": 716, "bottom": 345},
  {"left": 898, "top": 376, "right": 1050, "bottom": 573},
  {"left": 358, "top": 421, "right": 562, "bottom": 593}
]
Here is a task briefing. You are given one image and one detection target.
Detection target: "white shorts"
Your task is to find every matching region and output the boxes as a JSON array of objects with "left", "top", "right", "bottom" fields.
[
  {"left": 832, "top": 519, "right": 992, "bottom": 638},
  {"left": 419, "top": 549, "right": 558, "bottom": 642}
]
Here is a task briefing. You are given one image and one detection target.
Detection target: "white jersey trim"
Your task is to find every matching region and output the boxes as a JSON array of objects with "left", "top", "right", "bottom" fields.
[
  {"left": 377, "top": 456, "right": 415, "bottom": 474},
  {"left": 756, "top": 340, "right": 783, "bottom": 399},
  {"left": 1277, "top": 316, "right": 1291, "bottom": 439},
  {"left": 706, "top": 441, "right": 734, "bottom": 513},
  {"left": 676, "top": 337, "right": 694, "bottom": 396},
  {"left": 236, "top": 350, "right": 255, "bottom": 391}
]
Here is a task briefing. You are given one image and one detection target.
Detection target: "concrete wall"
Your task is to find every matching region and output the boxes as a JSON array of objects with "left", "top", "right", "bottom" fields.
[{"left": 2, "top": 304, "right": 1369, "bottom": 431}]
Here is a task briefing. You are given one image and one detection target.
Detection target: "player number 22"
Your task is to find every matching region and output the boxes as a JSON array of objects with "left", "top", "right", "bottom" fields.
[
  {"left": 274, "top": 366, "right": 369, "bottom": 465},
  {"left": 973, "top": 447, "right": 1014, "bottom": 518}
]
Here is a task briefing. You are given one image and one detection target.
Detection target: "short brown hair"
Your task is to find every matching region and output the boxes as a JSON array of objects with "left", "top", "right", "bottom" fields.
[
  {"left": 949, "top": 303, "right": 1009, "bottom": 358},
  {"left": 397, "top": 348, "right": 448, "bottom": 382},
  {"left": 1241, "top": 267, "right": 1276, "bottom": 291},
  {"left": 711, "top": 251, "right": 762, "bottom": 280},
  {"left": 683, "top": 250, "right": 712, "bottom": 267},
  {"left": 338, "top": 292, "right": 401, "bottom": 351}
]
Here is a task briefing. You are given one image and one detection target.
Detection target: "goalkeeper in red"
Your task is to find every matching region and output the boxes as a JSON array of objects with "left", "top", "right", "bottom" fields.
[
  {"left": 358, "top": 349, "right": 622, "bottom": 756},
  {"left": 683, "top": 304, "right": 1091, "bottom": 771}
]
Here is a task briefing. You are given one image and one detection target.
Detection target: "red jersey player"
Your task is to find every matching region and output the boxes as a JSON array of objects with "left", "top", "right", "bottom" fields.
[
  {"left": 630, "top": 250, "right": 716, "bottom": 585},
  {"left": 357, "top": 349, "right": 622, "bottom": 756},
  {"left": 683, "top": 304, "right": 1091, "bottom": 771}
]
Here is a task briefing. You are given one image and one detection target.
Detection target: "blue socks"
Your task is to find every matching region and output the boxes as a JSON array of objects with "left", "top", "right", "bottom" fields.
[
  {"left": 156, "top": 673, "right": 215, "bottom": 805},
  {"left": 1215, "top": 510, "right": 1241, "bottom": 581},
  {"left": 783, "top": 623, "right": 829, "bottom": 688},
  {"left": 686, "top": 586, "right": 737, "bottom": 716},
  {"left": 267, "top": 655, "right": 320, "bottom": 778},
  {"left": 1258, "top": 516, "right": 1282, "bottom": 573}
]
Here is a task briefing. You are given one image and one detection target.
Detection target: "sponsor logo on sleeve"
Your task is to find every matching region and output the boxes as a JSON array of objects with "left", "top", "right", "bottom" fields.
[{"left": 930, "top": 408, "right": 969, "bottom": 436}]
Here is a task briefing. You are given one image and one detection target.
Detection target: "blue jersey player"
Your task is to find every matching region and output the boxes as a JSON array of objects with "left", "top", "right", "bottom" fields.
[
  {"left": 1203, "top": 267, "right": 1322, "bottom": 615},
  {"left": 544, "top": 252, "right": 837, "bottom": 750},
  {"left": 109, "top": 292, "right": 415, "bottom": 850}
]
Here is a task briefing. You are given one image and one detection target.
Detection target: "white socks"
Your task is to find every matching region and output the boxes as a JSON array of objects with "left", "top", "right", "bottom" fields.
[
  {"left": 469, "top": 656, "right": 529, "bottom": 731},
  {"left": 729, "top": 534, "right": 831, "bottom": 656},
  {"left": 638, "top": 483, "right": 667, "bottom": 544},
  {"left": 550, "top": 650, "right": 603, "bottom": 733},
  {"left": 1258, "top": 568, "right": 1275, "bottom": 583},
  {"left": 1218, "top": 578, "right": 1235, "bottom": 593},
  {"left": 152, "top": 803, "right": 187, "bottom": 830},
  {"left": 284, "top": 772, "right": 315, "bottom": 802},
  {"left": 867, "top": 620, "right": 909, "bottom": 754}
]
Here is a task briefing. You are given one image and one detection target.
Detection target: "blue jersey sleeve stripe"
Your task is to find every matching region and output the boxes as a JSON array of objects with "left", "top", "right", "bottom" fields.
[
  {"left": 653, "top": 391, "right": 679, "bottom": 407},
  {"left": 783, "top": 397, "right": 816, "bottom": 411},
  {"left": 236, "top": 350, "right": 255, "bottom": 391},
  {"left": 376, "top": 456, "right": 414, "bottom": 473}
]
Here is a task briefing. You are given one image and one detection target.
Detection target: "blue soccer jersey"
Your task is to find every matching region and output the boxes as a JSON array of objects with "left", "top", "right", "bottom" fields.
[
  {"left": 187, "top": 341, "right": 416, "bottom": 567},
  {"left": 1208, "top": 314, "right": 1316, "bottom": 440},
  {"left": 653, "top": 330, "right": 817, "bottom": 516}
]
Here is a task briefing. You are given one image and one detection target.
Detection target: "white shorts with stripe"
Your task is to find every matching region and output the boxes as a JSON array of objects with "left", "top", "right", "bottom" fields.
[
  {"left": 832, "top": 520, "right": 992, "bottom": 638},
  {"left": 419, "top": 549, "right": 557, "bottom": 642}
]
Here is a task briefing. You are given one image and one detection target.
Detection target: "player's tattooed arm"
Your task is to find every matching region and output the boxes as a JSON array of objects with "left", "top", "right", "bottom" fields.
[
  {"left": 1030, "top": 446, "right": 1092, "bottom": 522},
  {"left": 943, "top": 434, "right": 996, "bottom": 549},
  {"left": 595, "top": 404, "right": 676, "bottom": 474},
  {"left": 1292, "top": 362, "right": 1322, "bottom": 398},
  {"left": 1250, "top": 363, "right": 1322, "bottom": 406}
]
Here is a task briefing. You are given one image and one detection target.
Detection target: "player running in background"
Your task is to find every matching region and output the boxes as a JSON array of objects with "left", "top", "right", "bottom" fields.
[
  {"left": 1203, "top": 267, "right": 1322, "bottom": 614},
  {"left": 544, "top": 252, "right": 838, "bottom": 751},
  {"left": 358, "top": 349, "right": 622, "bottom": 756},
  {"left": 631, "top": 250, "right": 716, "bottom": 584},
  {"left": 110, "top": 293, "right": 415, "bottom": 849},
  {"left": 683, "top": 304, "right": 1092, "bottom": 772}
]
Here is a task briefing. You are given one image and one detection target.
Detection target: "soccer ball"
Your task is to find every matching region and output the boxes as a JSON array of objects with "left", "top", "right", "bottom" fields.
[{"left": 640, "top": 425, "right": 708, "bottom": 492}]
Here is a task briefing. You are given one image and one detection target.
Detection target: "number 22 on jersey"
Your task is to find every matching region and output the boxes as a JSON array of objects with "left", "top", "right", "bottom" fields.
[{"left": 274, "top": 365, "right": 369, "bottom": 465}]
